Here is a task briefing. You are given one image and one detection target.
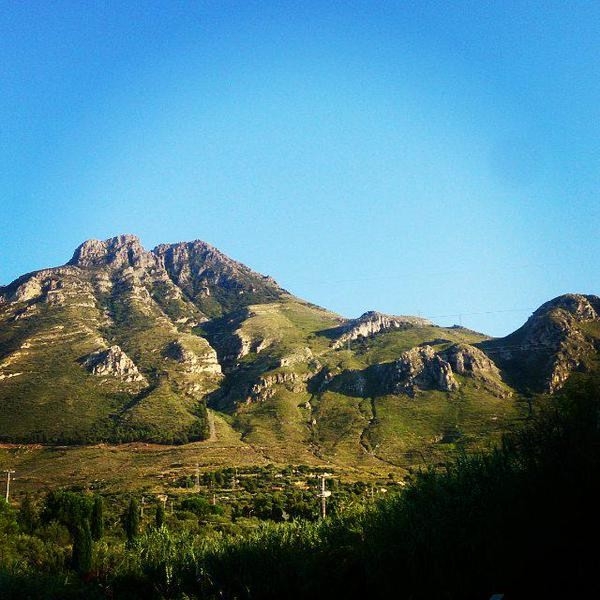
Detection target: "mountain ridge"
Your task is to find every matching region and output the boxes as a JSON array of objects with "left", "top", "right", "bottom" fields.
[{"left": 1, "top": 235, "right": 599, "bottom": 476}]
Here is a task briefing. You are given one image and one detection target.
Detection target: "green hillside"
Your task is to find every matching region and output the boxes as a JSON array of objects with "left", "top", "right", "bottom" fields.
[{"left": 1, "top": 236, "right": 599, "bottom": 489}]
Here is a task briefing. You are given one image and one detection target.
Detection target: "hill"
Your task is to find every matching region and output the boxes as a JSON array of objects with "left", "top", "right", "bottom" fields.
[{"left": 1, "top": 235, "right": 599, "bottom": 488}]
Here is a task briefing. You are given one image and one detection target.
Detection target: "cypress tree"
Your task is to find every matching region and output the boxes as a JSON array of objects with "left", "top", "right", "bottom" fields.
[
  {"left": 72, "top": 520, "right": 93, "bottom": 574},
  {"left": 122, "top": 498, "right": 140, "bottom": 544}
]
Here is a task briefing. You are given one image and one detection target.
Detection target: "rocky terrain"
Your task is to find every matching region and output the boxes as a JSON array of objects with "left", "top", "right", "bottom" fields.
[
  {"left": 479, "top": 294, "right": 600, "bottom": 393},
  {"left": 1, "top": 234, "right": 598, "bottom": 472}
]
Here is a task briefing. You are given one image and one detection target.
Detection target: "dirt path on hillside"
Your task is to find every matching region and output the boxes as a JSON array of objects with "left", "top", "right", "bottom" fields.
[{"left": 207, "top": 409, "right": 217, "bottom": 442}]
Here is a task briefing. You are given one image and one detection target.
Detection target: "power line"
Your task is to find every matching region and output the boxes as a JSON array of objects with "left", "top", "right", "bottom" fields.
[
  {"left": 282, "top": 262, "right": 560, "bottom": 287},
  {"left": 425, "top": 308, "right": 534, "bottom": 319}
]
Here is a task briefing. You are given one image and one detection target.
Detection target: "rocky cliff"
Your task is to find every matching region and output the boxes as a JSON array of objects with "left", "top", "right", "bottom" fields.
[
  {"left": 154, "top": 240, "right": 285, "bottom": 317},
  {"left": 83, "top": 345, "right": 148, "bottom": 384},
  {"left": 479, "top": 294, "right": 600, "bottom": 393},
  {"left": 323, "top": 343, "right": 507, "bottom": 398},
  {"left": 330, "top": 311, "right": 432, "bottom": 349}
]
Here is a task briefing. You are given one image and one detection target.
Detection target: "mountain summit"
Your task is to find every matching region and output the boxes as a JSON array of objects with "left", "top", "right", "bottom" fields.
[
  {"left": 1, "top": 235, "right": 598, "bottom": 472},
  {"left": 65, "top": 234, "right": 286, "bottom": 317}
]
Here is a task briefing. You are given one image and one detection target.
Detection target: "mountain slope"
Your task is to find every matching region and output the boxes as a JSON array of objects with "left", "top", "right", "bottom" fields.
[
  {"left": 1, "top": 235, "right": 599, "bottom": 476},
  {"left": 0, "top": 236, "right": 223, "bottom": 443},
  {"left": 479, "top": 294, "right": 600, "bottom": 393},
  {"left": 154, "top": 240, "right": 285, "bottom": 317}
]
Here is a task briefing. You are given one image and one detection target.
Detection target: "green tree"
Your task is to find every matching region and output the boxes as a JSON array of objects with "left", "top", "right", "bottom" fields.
[
  {"left": 180, "top": 495, "right": 213, "bottom": 516},
  {"left": 72, "top": 520, "right": 92, "bottom": 574},
  {"left": 0, "top": 497, "right": 18, "bottom": 534},
  {"left": 91, "top": 495, "right": 104, "bottom": 541},
  {"left": 122, "top": 498, "right": 140, "bottom": 544},
  {"left": 40, "top": 490, "right": 95, "bottom": 575},
  {"left": 42, "top": 490, "right": 92, "bottom": 534}
]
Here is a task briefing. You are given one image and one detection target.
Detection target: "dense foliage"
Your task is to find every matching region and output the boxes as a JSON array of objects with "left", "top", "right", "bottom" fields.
[{"left": 1, "top": 379, "right": 598, "bottom": 599}]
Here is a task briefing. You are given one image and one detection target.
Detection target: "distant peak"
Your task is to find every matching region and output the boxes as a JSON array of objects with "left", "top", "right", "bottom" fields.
[
  {"left": 355, "top": 311, "right": 432, "bottom": 327},
  {"left": 146, "top": 237, "right": 286, "bottom": 316},
  {"left": 152, "top": 239, "right": 223, "bottom": 262},
  {"left": 331, "top": 310, "right": 431, "bottom": 348},
  {"left": 69, "top": 234, "right": 152, "bottom": 269},
  {"left": 533, "top": 293, "right": 600, "bottom": 321},
  {"left": 108, "top": 233, "right": 142, "bottom": 247}
]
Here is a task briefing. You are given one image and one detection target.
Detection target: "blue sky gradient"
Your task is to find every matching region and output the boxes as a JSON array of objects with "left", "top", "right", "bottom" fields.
[{"left": 1, "top": 1, "right": 598, "bottom": 335}]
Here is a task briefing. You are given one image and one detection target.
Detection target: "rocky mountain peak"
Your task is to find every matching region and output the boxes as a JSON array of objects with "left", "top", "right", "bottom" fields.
[
  {"left": 479, "top": 293, "right": 600, "bottom": 393},
  {"left": 152, "top": 239, "right": 285, "bottom": 316},
  {"left": 533, "top": 293, "right": 600, "bottom": 323},
  {"left": 69, "top": 234, "right": 156, "bottom": 270},
  {"left": 153, "top": 240, "right": 280, "bottom": 287}
]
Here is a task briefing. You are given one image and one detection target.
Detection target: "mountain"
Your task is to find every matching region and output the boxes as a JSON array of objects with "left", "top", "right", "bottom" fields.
[
  {"left": 479, "top": 294, "right": 600, "bottom": 393},
  {"left": 1, "top": 235, "right": 599, "bottom": 477}
]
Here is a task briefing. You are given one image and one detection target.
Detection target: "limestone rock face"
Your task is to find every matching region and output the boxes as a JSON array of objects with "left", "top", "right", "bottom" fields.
[
  {"left": 480, "top": 294, "right": 600, "bottom": 393},
  {"left": 325, "top": 345, "right": 458, "bottom": 398},
  {"left": 246, "top": 371, "right": 312, "bottom": 403},
  {"left": 153, "top": 240, "right": 284, "bottom": 316},
  {"left": 441, "top": 343, "right": 501, "bottom": 380},
  {"left": 69, "top": 234, "right": 158, "bottom": 271},
  {"left": 538, "top": 294, "right": 599, "bottom": 322},
  {"left": 332, "top": 311, "right": 431, "bottom": 349},
  {"left": 83, "top": 345, "right": 148, "bottom": 384},
  {"left": 2, "top": 268, "right": 95, "bottom": 306},
  {"left": 163, "top": 340, "right": 222, "bottom": 375},
  {"left": 381, "top": 346, "right": 458, "bottom": 395},
  {"left": 441, "top": 343, "right": 509, "bottom": 397}
]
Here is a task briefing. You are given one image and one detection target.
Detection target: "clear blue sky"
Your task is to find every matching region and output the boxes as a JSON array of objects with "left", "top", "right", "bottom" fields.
[{"left": 1, "top": 1, "right": 598, "bottom": 336}]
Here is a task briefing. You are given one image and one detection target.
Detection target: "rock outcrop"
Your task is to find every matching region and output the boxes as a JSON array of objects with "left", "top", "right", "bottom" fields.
[
  {"left": 69, "top": 234, "right": 158, "bottom": 271},
  {"left": 1, "top": 267, "right": 96, "bottom": 307},
  {"left": 83, "top": 345, "right": 148, "bottom": 384},
  {"left": 331, "top": 311, "right": 432, "bottom": 349},
  {"left": 163, "top": 340, "right": 222, "bottom": 375},
  {"left": 245, "top": 371, "right": 311, "bottom": 403},
  {"left": 377, "top": 346, "right": 458, "bottom": 395},
  {"left": 440, "top": 343, "right": 509, "bottom": 397},
  {"left": 153, "top": 240, "right": 284, "bottom": 316},
  {"left": 479, "top": 294, "right": 600, "bottom": 393},
  {"left": 325, "top": 345, "right": 458, "bottom": 398}
]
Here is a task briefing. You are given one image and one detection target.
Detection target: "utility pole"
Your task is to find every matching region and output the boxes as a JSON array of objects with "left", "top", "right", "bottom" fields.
[
  {"left": 317, "top": 474, "right": 332, "bottom": 519},
  {"left": 4, "top": 470, "right": 15, "bottom": 502},
  {"left": 195, "top": 463, "right": 200, "bottom": 490},
  {"left": 140, "top": 496, "right": 145, "bottom": 518}
]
